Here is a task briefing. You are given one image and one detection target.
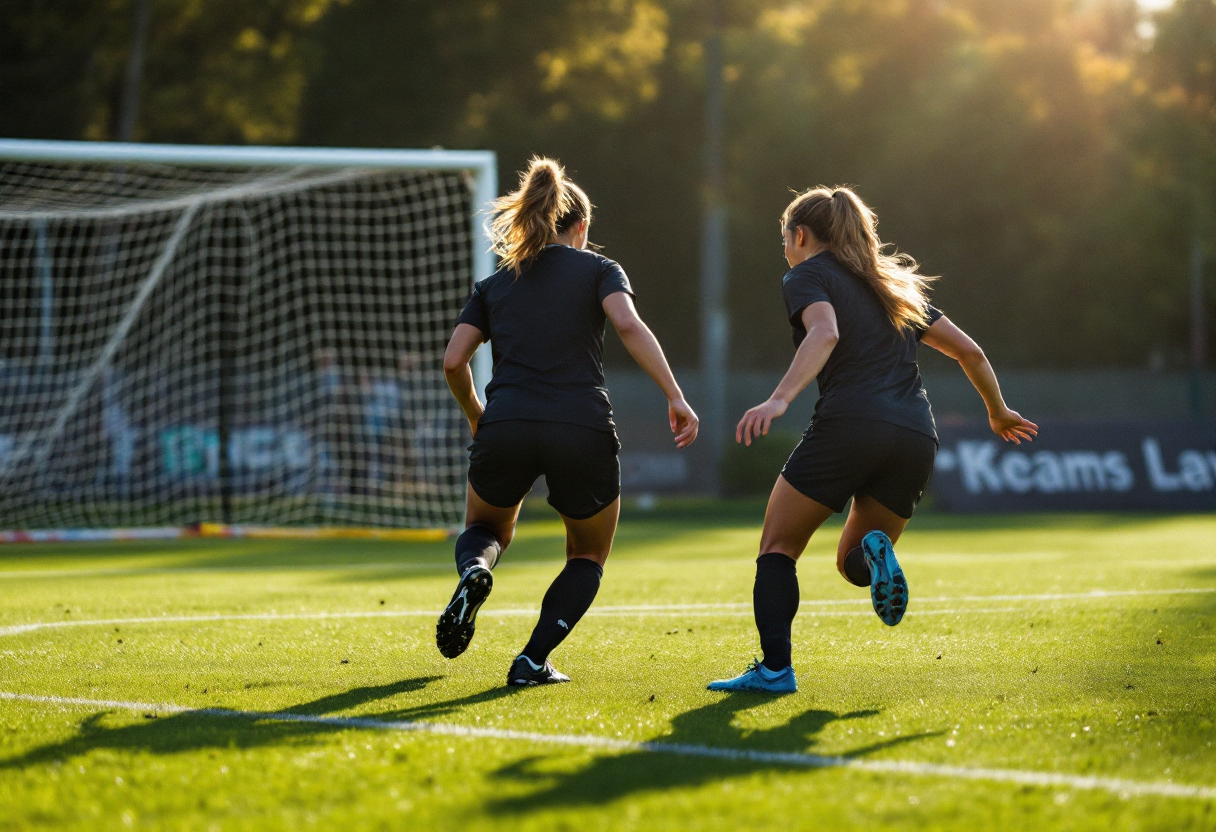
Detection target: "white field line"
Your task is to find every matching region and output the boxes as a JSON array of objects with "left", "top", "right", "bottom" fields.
[
  {"left": 589, "top": 607, "right": 1025, "bottom": 618},
  {"left": 596, "top": 587, "right": 1216, "bottom": 607},
  {"left": 0, "top": 587, "right": 1210, "bottom": 638},
  {"left": 0, "top": 606, "right": 1031, "bottom": 638},
  {"left": 0, "top": 691, "right": 1211, "bottom": 802},
  {"left": 922, "top": 588, "right": 1214, "bottom": 603}
]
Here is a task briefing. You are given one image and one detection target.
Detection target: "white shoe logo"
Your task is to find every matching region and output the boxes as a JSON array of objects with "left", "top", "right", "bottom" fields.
[
  {"left": 557, "top": 619, "right": 569, "bottom": 630},
  {"left": 456, "top": 589, "right": 469, "bottom": 622}
]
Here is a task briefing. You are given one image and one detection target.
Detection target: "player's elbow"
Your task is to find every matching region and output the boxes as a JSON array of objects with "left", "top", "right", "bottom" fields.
[
  {"left": 957, "top": 343, "right": 986, "bottom": 366},
  {"left": 442, "top": 351, "right": 468, "bottom": 377},
  {"left": 814, "top": 325, "right": 839, "bottom": 349},
  {"left": 612, "top": 317, "right": 645, "bottom": 341}
]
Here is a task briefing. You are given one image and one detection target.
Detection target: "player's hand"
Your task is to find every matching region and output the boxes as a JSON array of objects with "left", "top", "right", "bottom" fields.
[
  {"left": 989, "top": 408, "right": 1037, "bottom": 444},
  {"left": 669, "top": 397, "right": 699, "bottom": 449},
  {"left": 736, "top": 398, "right": 788, "bottom": 446}
]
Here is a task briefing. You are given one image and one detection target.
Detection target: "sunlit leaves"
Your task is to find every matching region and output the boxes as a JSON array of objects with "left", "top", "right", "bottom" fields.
[
  {"left": 536, "top": 1, "right": 669, "bottom": 120},
  {"left": 34, "top": 0, "right": 353, "bottom": 144}
]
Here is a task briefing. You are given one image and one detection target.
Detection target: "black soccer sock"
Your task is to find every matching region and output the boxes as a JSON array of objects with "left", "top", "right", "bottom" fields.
[
  {"left": 754, "top": 552, "right": 800, "bottom": 671},
  {"left": 454, "top": 524, "right": 501, "bottom": 576},
  {"left": 842, "top": 546, "right": 871, "bottom": 588},
  {"left": 520, "top": 558, "right": 603, "bottom": 664}
]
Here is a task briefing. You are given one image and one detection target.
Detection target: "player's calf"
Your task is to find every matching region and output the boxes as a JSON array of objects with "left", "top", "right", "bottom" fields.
[
  {"left": 841, "top": 545, "right": 871, "bottom": 587},
  {"left": 511, "top": 557, "right": 602, "bottom": 682}
]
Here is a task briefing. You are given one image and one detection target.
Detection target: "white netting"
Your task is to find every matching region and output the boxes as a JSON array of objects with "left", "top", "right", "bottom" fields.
[{"left": 0, "top": 158, "right": 476, "bottom": 530}]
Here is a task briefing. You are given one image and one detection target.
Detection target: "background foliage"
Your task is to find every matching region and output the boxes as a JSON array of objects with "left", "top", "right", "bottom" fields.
[{"left": 2, "top": 0, "right": 1214, "bottom": 370}]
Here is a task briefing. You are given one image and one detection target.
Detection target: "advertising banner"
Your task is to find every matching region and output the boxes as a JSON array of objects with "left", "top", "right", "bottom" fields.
[{"left": 931, "top": 420, "right": 1216, "bottom": 511}]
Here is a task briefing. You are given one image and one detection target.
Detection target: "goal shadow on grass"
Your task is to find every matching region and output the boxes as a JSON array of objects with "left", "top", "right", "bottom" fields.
[
  {"left": 487, "top": 696, "right": 941, "bottom": 811},
  {"left": 0, "top": 675, "right": 457, "bottom": 768}
]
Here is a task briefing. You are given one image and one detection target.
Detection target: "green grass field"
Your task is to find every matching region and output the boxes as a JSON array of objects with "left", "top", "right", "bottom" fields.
[{"left": 1, "top": 501, "right": 1215, "bottom": 831}]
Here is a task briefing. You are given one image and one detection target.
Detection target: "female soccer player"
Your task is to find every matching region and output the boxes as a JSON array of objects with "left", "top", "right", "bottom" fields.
[
  {"left": 709, "top": 186, "right": 1036, "bottom": 693},
  {"left": 438, "top": 157, "right": 698, "bottom": 686}
]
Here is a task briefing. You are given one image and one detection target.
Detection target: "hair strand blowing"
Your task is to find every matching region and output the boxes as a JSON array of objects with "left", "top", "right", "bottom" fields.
[{"left": 783, "top": 186, "right": 935, "bottom": 332}]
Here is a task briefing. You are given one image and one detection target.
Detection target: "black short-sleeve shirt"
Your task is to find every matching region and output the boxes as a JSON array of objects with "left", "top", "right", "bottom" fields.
[
  {"left": 782, "top": 250, "right": 942, "bottom": 440},
  {"left": 456, "top": 245, "right": 633, "bottom": 432}
]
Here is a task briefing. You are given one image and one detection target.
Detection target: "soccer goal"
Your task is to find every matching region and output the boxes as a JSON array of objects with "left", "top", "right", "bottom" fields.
[{"left": 0, "top": 139, "right": 496, "bottom": 541}]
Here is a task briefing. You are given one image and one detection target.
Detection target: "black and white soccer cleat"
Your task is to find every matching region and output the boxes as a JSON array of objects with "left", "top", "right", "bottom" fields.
[
  {"left": 507, "top": 655, "right": 570, "bottom": 686},
  {"left": 435, "top": 566, "right": 493, "bottom": 659}
]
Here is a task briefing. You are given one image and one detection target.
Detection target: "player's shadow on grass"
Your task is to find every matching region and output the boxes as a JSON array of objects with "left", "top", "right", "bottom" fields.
[
  {"left": 488, "top": 696, "right": 939, "bottom": 811},
  {"left": 0, "top": 675, "right": 456, "bottom": 768}
]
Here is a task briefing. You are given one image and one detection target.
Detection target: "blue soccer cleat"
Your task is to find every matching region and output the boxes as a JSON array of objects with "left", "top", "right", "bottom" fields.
[
  {"left": 707, "top": 658, "right": 798, "bottom": 693},
  {"left": 862, "top": 530, "right": 908, "bottom": 626}
]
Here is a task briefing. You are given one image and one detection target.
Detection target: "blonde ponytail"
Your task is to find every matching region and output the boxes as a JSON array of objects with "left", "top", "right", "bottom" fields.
[
  {"left": 782, "top": 186, "right": 934, "bottom": 332},
  {"left": 489, "top": 157, "right": 592, "bottom": 275}
]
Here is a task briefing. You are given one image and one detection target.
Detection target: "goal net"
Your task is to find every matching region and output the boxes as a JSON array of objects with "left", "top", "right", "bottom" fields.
[{"left": 0, "top": 140, "right": 495, "bottom": 535}]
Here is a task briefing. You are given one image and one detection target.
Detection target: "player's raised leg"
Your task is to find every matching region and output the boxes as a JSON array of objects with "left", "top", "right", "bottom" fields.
[
  {"left": 436, "top": 483, "right": 519, "bottom": 659},
  {"left": 837, "top": 495, "right": 911, "bottom": 626},
  {"left": 508, "top": 497, "right": 620, "bottom": 686}
]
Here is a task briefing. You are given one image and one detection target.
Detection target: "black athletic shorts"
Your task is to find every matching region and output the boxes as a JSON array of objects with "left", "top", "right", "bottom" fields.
[
  {"left": 780, "top": 418, "right": 937, "bottom": 519},
  {"left": 467, "top": 420, "right": 621, "bottom": 519}
]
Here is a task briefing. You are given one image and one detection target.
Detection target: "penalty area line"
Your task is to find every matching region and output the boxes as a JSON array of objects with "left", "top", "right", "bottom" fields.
[
  {"left": 0, "top": 605, "right": 1083, "bottom": 637},
  {"left": 0, "top": 691, "right": 1212, "bottom": 802}
]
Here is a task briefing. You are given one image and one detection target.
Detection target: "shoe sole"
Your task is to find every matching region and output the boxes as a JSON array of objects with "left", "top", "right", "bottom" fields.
[
  {"left": 436, "top": 566, "right": 493, "bottom": 659},
  {"left": 707, "top": 672, "right": 797, "bottom": 693},
  {"left": 507, "top": 676, "right": 570, "bottom": 686},
  {"left": 863, "top": 531, "right": 907, "bottom": 626},
  {"left": 706, "top": 681, "right": 796, "bottom": 693}
]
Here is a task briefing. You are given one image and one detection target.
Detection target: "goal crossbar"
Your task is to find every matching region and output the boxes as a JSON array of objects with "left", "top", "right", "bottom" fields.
[{"left": 0, "top": 138, "right": 496, "bottom": 173}]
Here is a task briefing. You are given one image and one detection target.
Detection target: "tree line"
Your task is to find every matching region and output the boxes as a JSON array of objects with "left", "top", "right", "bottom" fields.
[{"left": 2, "top": 0, "right": 1213, "bottom": 370}]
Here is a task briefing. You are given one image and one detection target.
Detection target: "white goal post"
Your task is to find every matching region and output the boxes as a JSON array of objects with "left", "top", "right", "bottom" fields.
[{"left": 0, "top": 138, "right": 496, "bottom": 540}]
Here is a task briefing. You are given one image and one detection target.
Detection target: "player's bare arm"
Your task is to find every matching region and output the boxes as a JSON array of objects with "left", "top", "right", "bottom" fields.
[
  {"left": 602, "top": 292, "right": 699, "bottom": 449},
  {"left": 921, "top": 316, "right": 1038, "bottom": 445},
  {"left": 736, "top": 301, "right": 838, "bottom": 446},
  {"left": 442, "top": 322, "right": 486, "bottom": 438}
]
